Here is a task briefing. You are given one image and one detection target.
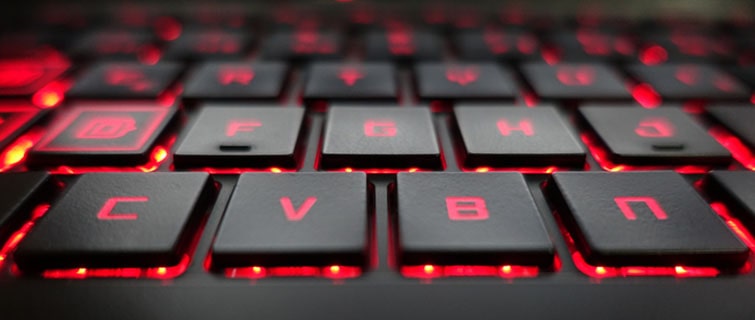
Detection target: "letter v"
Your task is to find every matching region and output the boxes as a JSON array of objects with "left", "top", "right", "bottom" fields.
[{"left": 279, "top": 197, "right": 317, "bottom": 221}]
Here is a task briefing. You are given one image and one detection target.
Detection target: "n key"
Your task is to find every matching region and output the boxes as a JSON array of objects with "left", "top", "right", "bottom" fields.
[
  {"left": 14, "top": 173, "right": 215, "bottom": 272},
  {"left": 211, "top": 173, "right": 368, "bottom": 268},
  {"left": 544, "top": 171, "right": 748, "bottom": 268},
  {"left": 67, "top": 62, "right": 182, "bottom": 99}
]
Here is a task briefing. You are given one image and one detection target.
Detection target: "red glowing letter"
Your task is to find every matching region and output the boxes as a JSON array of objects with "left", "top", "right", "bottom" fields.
[
  {"left": 446, "top": 196, "right": 489, "bottom": 221},
  {"left": 218, "top": 67, "right": 255, "bottom": 85},
  {"left": 675, "top": 66, "right": 699, "bottom": 86},
  {"left": 497, "top": 118, "right": 534, "bottom": 136},
  {"left": 635, "top": 117, "right": 674, "bottom": 138},
  {"left": 339, "top": 68, "right": 364, "bottom": 86},
  {"left": 556, "top": 66, "right": 595, "bottom": 86},
  {"left": 446, "top": 67, "right": 480, "bottom": 86},
  {"left": 97, "top": 196, "right": 148, "bottom": 220},
  {"left": 280, "top": 197, "right": 317, "bottom": 221},
  {"left": 226, "top": 120, "right": 262, "bottom": 137},
  {"left": 614, "top": 197, "right": 668, "bottom": 220},
  {"left": 75, "top": 116, "right": 137, "bottom": 139},
  {"left": 105, "top": 68, "right": 152, "bottom": 92},
  {"left": 364, "top": 120, "right": 397, "bottom": 137}
]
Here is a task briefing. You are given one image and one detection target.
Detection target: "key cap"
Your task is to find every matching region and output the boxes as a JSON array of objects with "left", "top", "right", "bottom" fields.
[
  {"left": 454, "top": 105, "right": 585, "bottom": 168},
  {"left": 704, "top": 171, "right": 755, "bottom": 233},
  {"left": 640, "top": 31, "right": 734, "bottom": 63},
  {"left": 182, "top": 62, "right": 287, "bottom": 101},
  {"left": 67, "top": 62, "right": 182, "bottom": 99},
  {"left": 521, "top": 62, "right": 632, "bottom": 101},
  {"left": 303, "top": 63, "right": 397, "bottom": 102},
  {"left": 544, "top": 171, "right": 748, "bottom": 267},
  {"left": 416, "top": 62, "right": 518, "bottom": 101},
  {"left": 161, "top": 31, "right": 252, "bottom": 61},
  {"left": 0, "top": 56, "right": 68, "bottom": 96},
  {"left": 211, "top": 172, "right": 367, "bottom": 268},
  {"left": 546, "top": 29, "right": 635, "bottom": 61},
  {"left": 320, "top": 106, "right": 441, "bottom": 170},
  {"left": 726, "top": 66, "right": 755, "bottom": 89},
  {"left": 364, "top": 29, "right": 443, "bottom": 62},
  {"left": 14, "top": 172, "right": 215, "bottom": 271},
  {"left": 580, "top": 105, "right": 731, "bottom": 166},
  {"left": 0, "top": 104, "right": 46, "bottom": 150},
  {"left": 627, "top": 64, "right": 750, "bottom": 101},
  {"left": 28, "top": 103, "right": 175, "bottom": 167},
  {"left": 453, "top": 27, "right": 540, "bottom": 61},
  {"left": 68, "top": 30, "right": 155, "bottom": 60},
  {"left": 174, "top": 106, "right": 304, "bottom": 169},
  {"left": 259, "top": 31, "right": 342, "bottom": 61},
  {"left": 707, "top": 106, "right": 755, "bottom": 149},
  {"left": 397, "top": 172, "right": 554, "bottom": 266},
  {"left": 0, "top": 172, "right": 53, "bottom": 245}
]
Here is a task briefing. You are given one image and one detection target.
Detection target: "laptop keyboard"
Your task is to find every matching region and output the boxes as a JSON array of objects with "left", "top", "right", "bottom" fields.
[{"left": 1, "top": 2, "right": 755, "bottom": 318}]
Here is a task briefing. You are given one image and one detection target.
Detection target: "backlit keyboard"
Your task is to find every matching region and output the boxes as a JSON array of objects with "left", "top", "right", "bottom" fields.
[{"left": 1, "top": 2, "right": 755, "bottom": 319}]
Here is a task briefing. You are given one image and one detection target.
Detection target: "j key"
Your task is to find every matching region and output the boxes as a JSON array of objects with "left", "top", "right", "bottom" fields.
[
  {"left": 211, "top": 173, "right": 367, "bottom": 268},
  {"left": 320, "top": 106, "right": 441, "bottom": 170},
  {"left": 260, "top": 31, "right": 343, "bottom": 61},
  {"left": 161, "top": 31, "right": 252, "bottom": 61},
  {"left": 303, "top": 63, "right": 397, "bottom": 102},
  {"left": 416, "top": 63, "right": 518, "bottom": 101},
  {"left": 173, "top": 106, "right": 304, "bottom": 169},
  {"left": 627, "top": 64, "right": 750, "bottom": 101},
  {"left": 0, "top": 104, "right": 46, "bottom": 150},
  {"left": 707, "top": 106, "right": 755, "bottom": 150},
  {"left": 182, "top": 62, "right": 287, "bottom": 101},
  {"left": 0, "top": 172, "right": 53, "bottom": 245},
  {"left": 14, "top": 172, "right": 214, "bottom": 271},
  {"left": 704, "top": 171, "right": 755, "bottom": 233},
  {"left": 28, "top": 103, "right": 175, "bottom": 167},
  {"left": 0, "top": 57, "right": 68, "bottom": 96},
  {"left": 726, "top": 66, "right": 755, "bottom": 89},
  {"left": 579, "top": 106, "right": 731, "bottom": 166},
  {"left": 397, "top": 172, "right": 554, "bottom": 266},
  {"left": 546, "top": 29, "right": 636, "bottom": 61},
  {"left": 67, "top": 62, "right": 182, "bottom": 99},
  {"left": 521, "top": 63, "right": 632, "bottom": 101},
  {"left": 67, "top": 30, "right": 155, "bottom": 60},
  {"left": 641, "top": 32, "right": 734, "bottom": 63},
  {"left": 544, "top": 171, "right": 749, "bottom": 267},
  {"left": 453, "top": 28, "right": 540, "bottom": 61},
  {"left": 454, "top": 105, "right": 585, "bottom": 168},
  {"left": 364, "top": 29, "right": 443, "bottom": 62}
]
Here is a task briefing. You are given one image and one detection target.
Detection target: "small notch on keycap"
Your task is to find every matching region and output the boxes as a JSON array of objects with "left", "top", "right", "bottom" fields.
[
  {"left": 651, "top": 143, "right": 685, "bottom": 151},
  {"left": 219, "top": 144, "right": 252, "bottom": 152}
]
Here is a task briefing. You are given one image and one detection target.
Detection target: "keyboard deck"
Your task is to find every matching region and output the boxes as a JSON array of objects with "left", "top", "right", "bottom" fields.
[{"left": 1, "top": 2, "right": 755, "bottom": 319}]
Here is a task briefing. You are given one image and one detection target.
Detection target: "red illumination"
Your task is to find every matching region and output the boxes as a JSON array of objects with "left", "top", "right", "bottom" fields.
[
  {"left": 76, "top": 116, "right": 137, "bottom": 139},
  {"left": 226, "top": 120, "right": 262, "bottom": 137},
  {"left": 105, "top": 67, "right": 153, "bottom": 92},
  {"left": 218, "top": 67, "right": 255, "bottom": 85},
  {"left": 675, "top": 66, "right": 700, "bottom": 86},
  {"left": 338, "top": 67, "right": 364, "bottom": 87},
  {"left": 631, "top": 83, "right": 662, "bottom": 108},
  {"left": 386, "top": 29, "right": 415, "bottom": 55},
  {"left": 614, "top": 196, "right": 668, "bottom": 220},
  {"left": 336, "top": 167, "right": 424, "bottom": 174},
  {"left": 292, "top": 31, "right": 336, "bottom": 54},
  {"left": 483, "top": 28, "right": 509, "bottom": 54},
  {"left": 193, "top": 167, "right": 293, "bottom": 174},
  {"left": 556, "top": 66, "right": 595, "bottom": 86},
  {"left": 639, "top": 45, "right": 668, "bottom": 65},
  {"left": 225, "top": 265, "right": 361, "bottom": 279},
  {"left": 154, "top": 16, "right": 182, "bottom": 41},
  {"left": 0, "top": 106, "right": 43, "bottom": 143},
  {"left": 467, "top": 166, "right": 568, "bottom": 174},
  {"left": 401, "top": 264, "right": 540, "bottom": 279},
  {"left": 279, "top": 196, "right": 317, "bottom": 221},
  {"left": 32, "top": 79, "right": 70, "bottom": 109},
  {"left": 363, "top": 120, "right": 397, "bottom": 137},
  {"left": 446, "top": 196, "right": 489, "bottom": 221},
  {"left": 497, "top": 118, "right": 534, "bottom": 136},
  {"left": 48, "top": 134, "right": 176, "bottom": 174},
  {"left": 0, "top": 204, "right": 49, "bottom": 268},
  {"left": 0, "top": 129, "right": 43, "bottom": 172},
  {"left": 445, "top": 66, "right": 480, "bottom": 86},
  {"left": 96, "top": 196, "right": 148, "bottom": 220},
  {"left": 709, "top": 126, "right": 755, "bottom": 170},
  {"left": 710, "top": 202, "right": 755, "bottom": 250},
  {"left": 712, "top": 74, "right": 741, "bottom": 93},
  {"left": 634, "top": 117, "right": 675, "bottom": 137},
  {"left": 194, "top": 33, "right": 240, "bottom": 54},
  {"left": 41, "top": 254, "right": 191, "bottom": 280},
  {"left": 0, "top": 55, "right": 69, "bottom": 96}
]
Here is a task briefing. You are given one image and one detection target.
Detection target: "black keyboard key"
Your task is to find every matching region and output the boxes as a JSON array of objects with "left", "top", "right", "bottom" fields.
[
  {"left": 67, "top": 62, "right": 182, "bottom": 99},
  {"left": 453, "top": 28, "right": 540, "bottom": 61},
  {"left": 14, "top": 172, "right": 215, "bottom": 271},
  {"left": 546, "top": 29, "right": 636, "bottom": 61},
  {"left": 397, "top": 172, "right": 554, "bottom": 266},
  {"left": 161, "top": 31, "right": 252, "bottom": 61},
  {"left": 627, "top": 64, "right": 750, "bottom": 101},
  {"left": 182, "top": 62, "right": 287, "bottom": 101},
  {"left": 454, "top": 105, "right": 585, "bottom": 168},
  {"left": 521, "top": 63, "right": 631, "bottom": 101},
  {"left": 707, "top": 106, "right": 755, "bottom": 150},
  {"left": 211, "top": 172, "right": 367, "bottom": 268},
  {"left": 173, "top": 106, "right": 304, "bottom": 169},
  {"left": 364, "top": 30, "right": 443, "bottom": 62},
  {"left": 320, "top": 106, "right": 441, "bottom": 170},
  {"left": 0, "top": 56, "right": 68, "bottom": 97},
  {"left": 704, "top": 171, "right": 755, "bottom": 234},
  {"left": 260, "top": 31, "right": 342, "bottom": 61},
  {"left": 544, "top": 171, "right": 748, "bottom": 267},
  {"left": 0, "top": 172, "right": 52, "bottom": 245},
  {"left": 416, "top": 62, "right": 518, "bottom": 101},
  {"left": 68, "top": 30, "right": 155, "bottom": 60},
  {"left": 29, "top": 104, "right": 175, "bottom": 167},
  {"left": 0, "top": 104, "right": 46, "bottom": 150},
  {"left": 303, "top": 63, "right": 397, "bottom": 102},
  {"left": 580, "top": 105, "right": 730, "bottom": 166}
]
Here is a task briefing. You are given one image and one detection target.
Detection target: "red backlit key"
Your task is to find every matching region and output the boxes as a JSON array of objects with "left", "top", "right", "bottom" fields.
[
  {"left": 67, "top": 62, "right": 182, "bottom": 99},
  {"left": 704, "top": 171, "right": 755, "bottom": 233},
  {"left": 416, "top": 62, "right": 518, "bottom": 101},
  {"left": 627, "top": 64, "right": 750, "bottom": 101},
  {"left": 547, "top": 29, "right": 636, "bottom": 61},
  {"left": 0, "top": 104, "right": 46, "bottom": 150},
  {"left": 0, "top": 57, "right": 68, "bottom": 96},
  {"left": 397, "top": 172, "right": 554, "bottom": 266},
  {"left": 364, "top": 29, "right": 443, "bottom": 62},
  {"left": 260, "top": 31, "right": 343, "bottom": 61},
  {"left": 162, "top": 31, "right": 253, "bottom": 61},
  {"left": 707, "top": 106, "right": 755, "bottom": 150},
  {"left": 544, "top": 171, "right": 748, "bottom": 268},
  {"left": 303, "top": 63, "right": 397, "bottom": 102},
  {"left": 28, "top": 103, "right": 175, "bottom": 167},
  {"left": 454, "top": 105, "right": 585, "bottom": 168},
  {"left": 173, "top": 106, "right": 304, "bottom": 169},
  {"left": 211, "top": 172, "right": 367, "bottom": 268},
  {"left": 453, "top": 28, "right": 540, "bottom": 61},
  {"left": 579, "top": 105, "right": 731, "bottom": 166},
  {"left": 68, "top": 30, "right": 155, "bottom": 60},
  {"left": 182, "top": 62, "right": 288, "bottom": 101},
  {"left": 321, "top": 106, "right": 441, "bottom": 170},
  {"left": 521, "top": 63, "right": 632, "bottom": 101},
  {"left": 0, "top": 172, "right": 53, "bottom": 245},
  {"left": 14, "top": 172, "right": 215, "bottom": 271}
]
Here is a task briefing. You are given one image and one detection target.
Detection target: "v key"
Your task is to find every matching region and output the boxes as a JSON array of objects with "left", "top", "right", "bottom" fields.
[{"left": 280, "top": 197, "right": 317, "bottom": 221}]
